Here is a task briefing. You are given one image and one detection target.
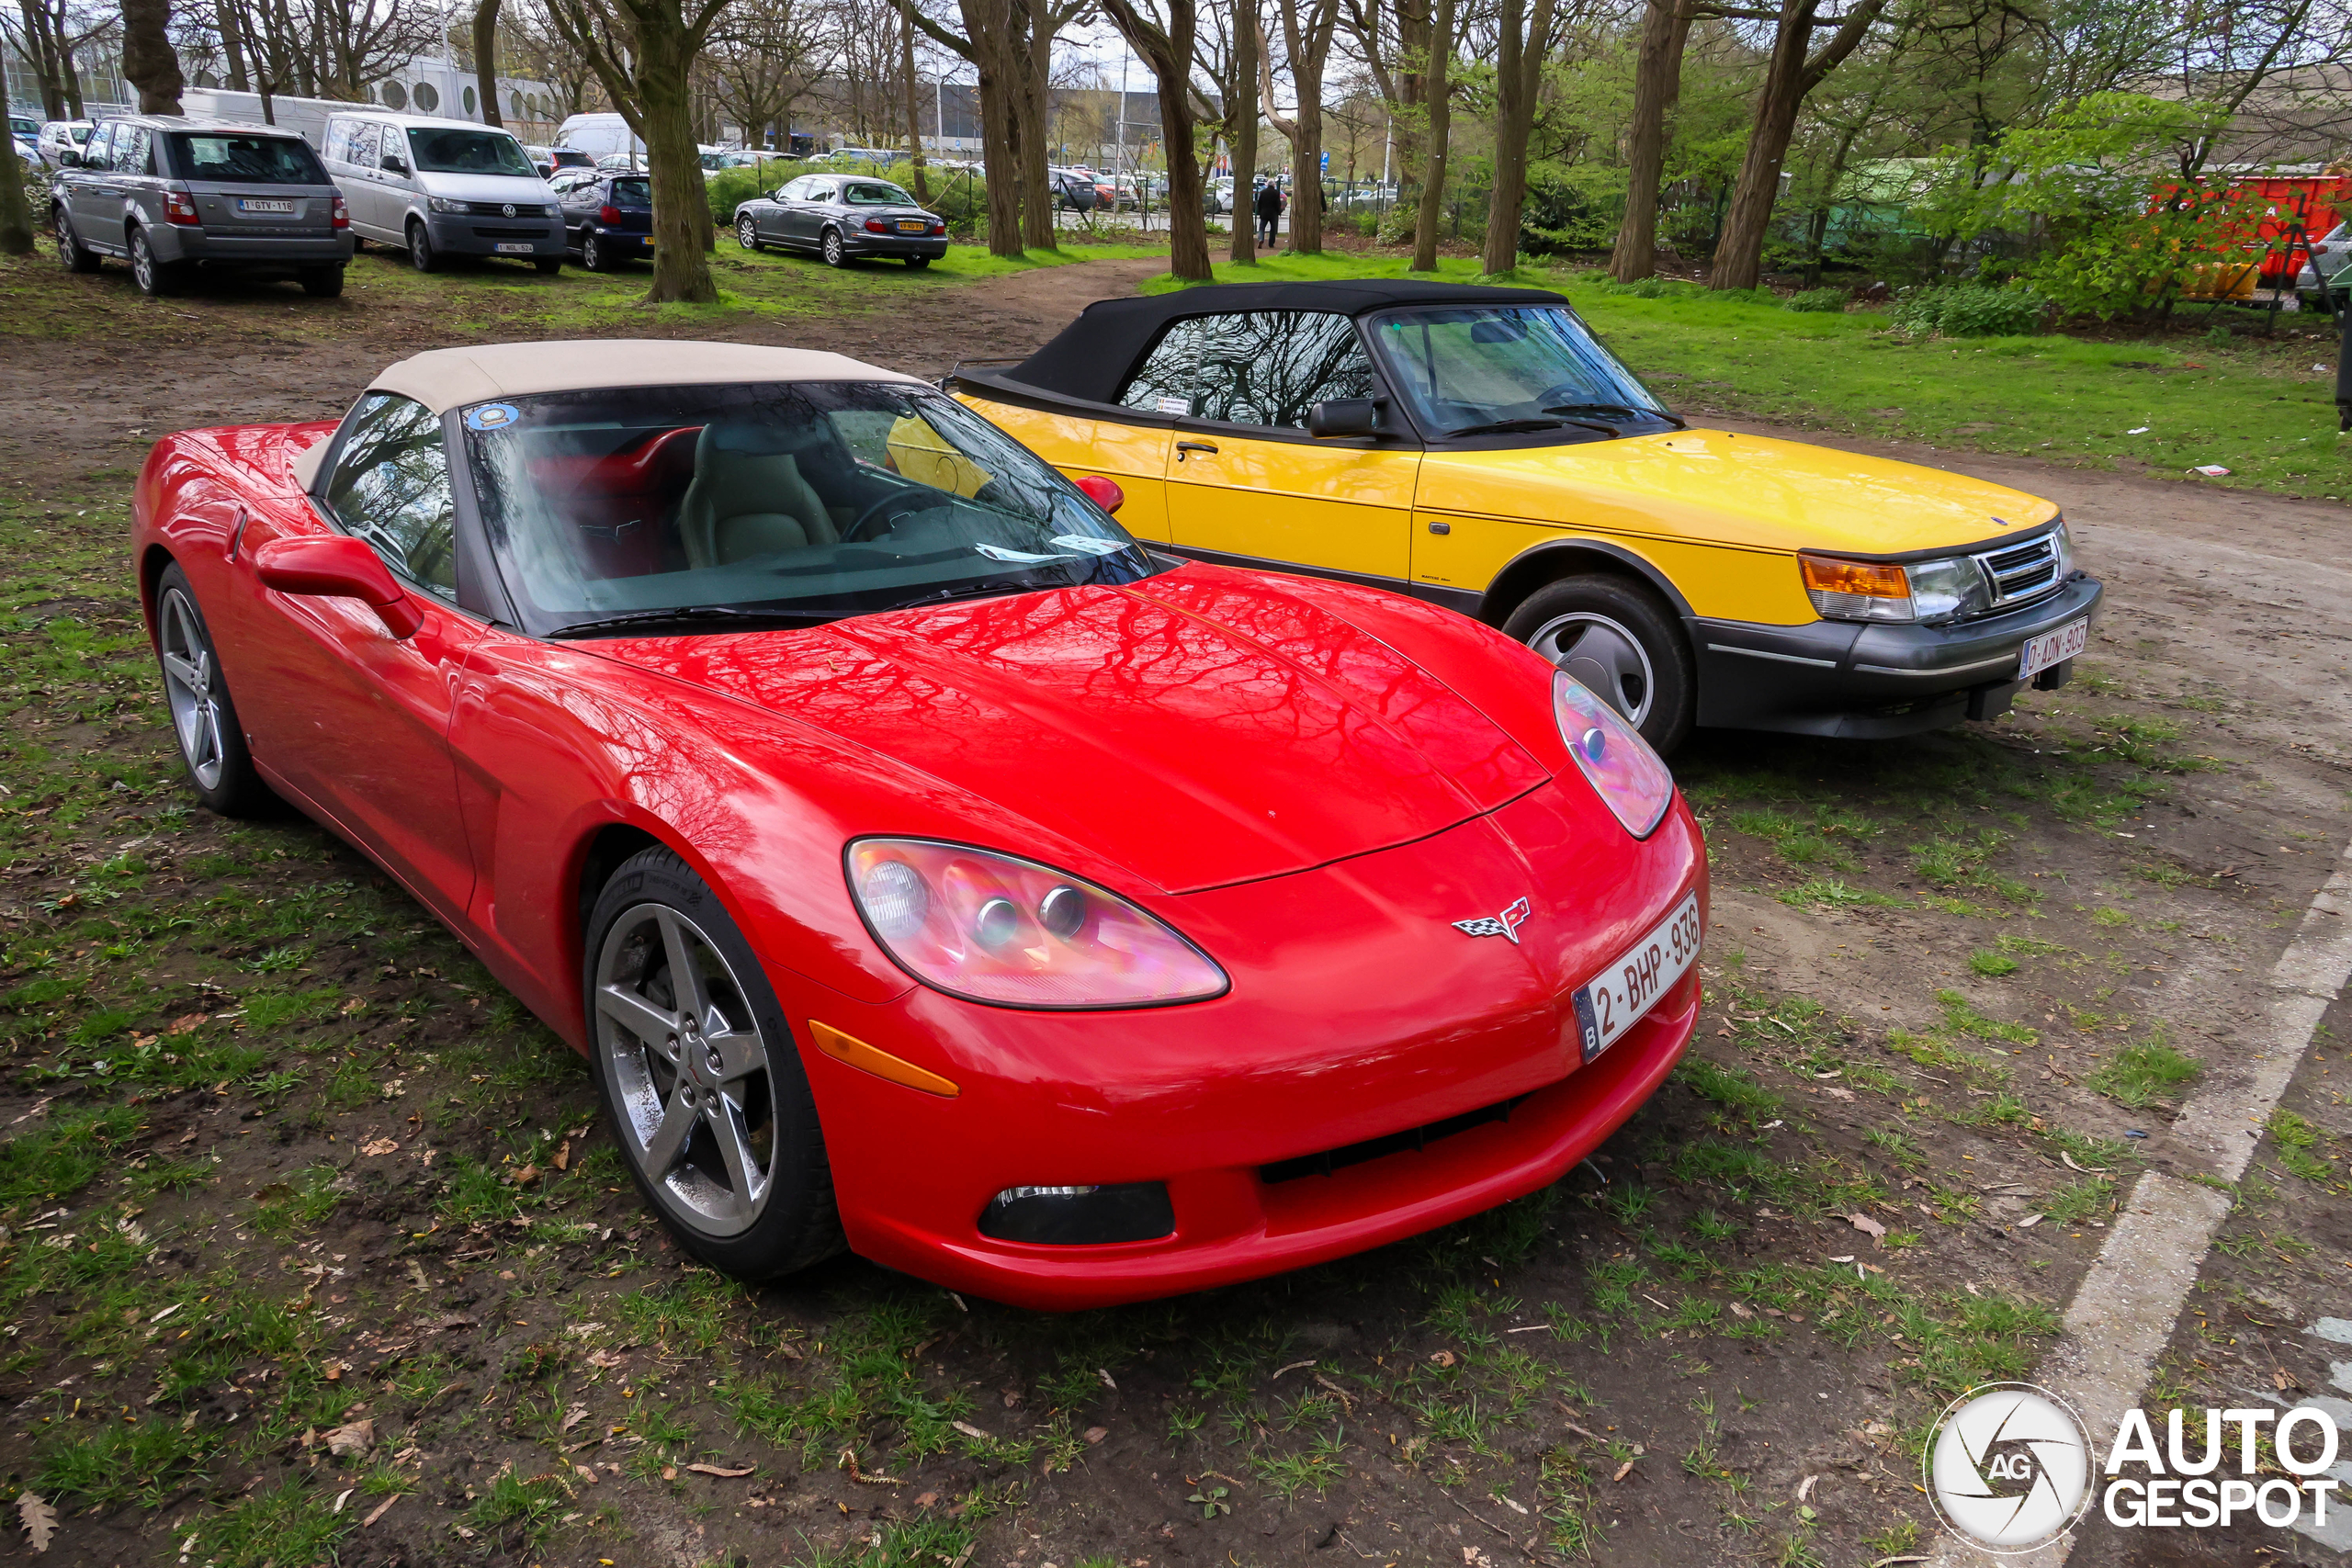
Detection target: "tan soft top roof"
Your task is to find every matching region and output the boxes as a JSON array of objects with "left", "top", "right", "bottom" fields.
[{"left": 366, "top": 340, "right": 924, "bottom": 415}]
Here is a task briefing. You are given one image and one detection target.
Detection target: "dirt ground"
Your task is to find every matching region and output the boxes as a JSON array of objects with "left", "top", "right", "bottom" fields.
[{"left": 0, "top": 249, "right": 2346, "bottom": 1568}]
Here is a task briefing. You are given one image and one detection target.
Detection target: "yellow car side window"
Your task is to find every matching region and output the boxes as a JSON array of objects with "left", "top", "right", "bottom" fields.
[{"left": 886, "top": 414, "right": 994, "bottom": 498}]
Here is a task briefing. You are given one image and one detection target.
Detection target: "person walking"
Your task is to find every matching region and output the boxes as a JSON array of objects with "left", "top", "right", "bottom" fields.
[{"left": 1254, "top": 180, "right": 1283, "bottom": 250}]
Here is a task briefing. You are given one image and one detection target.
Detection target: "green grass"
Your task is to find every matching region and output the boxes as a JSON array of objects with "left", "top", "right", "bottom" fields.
[
  {"left": 2087, "top": 1035, "right": 2202, "bottom": 1109},
  {"left": 1140, "top": 252, "right": 2345, "bottom": 498}
]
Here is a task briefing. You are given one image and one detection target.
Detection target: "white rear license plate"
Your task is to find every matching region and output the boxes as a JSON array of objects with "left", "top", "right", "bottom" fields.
[
  {"left": 237, "top": 198, "right": 295, "bottom": 214},
  {"left": 495, "top": 243, "right": 535, "bottom": 254},
  {"left": 2018, "top": 616, "right": 2090, "bottom": 680},
  {"left": 1571, "top": 893, "right": 1702, "bottom": 1064}
]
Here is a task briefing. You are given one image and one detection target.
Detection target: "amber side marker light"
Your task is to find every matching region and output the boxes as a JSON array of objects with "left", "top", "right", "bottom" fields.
[
  {"left": 810, "top": 1021, "right": 959, "bottom": 1099},
  {"left": 1799, "top": 556, "right": 1909, "bottom": 598},
  {"left": 1799, "top": 556, "right": 1910, "bottom": 598}
]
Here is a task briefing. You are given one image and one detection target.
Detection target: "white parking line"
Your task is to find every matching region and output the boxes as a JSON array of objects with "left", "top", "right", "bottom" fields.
[{"left": 1931, "top": 836, "right": 2352, "bottom": 1565}]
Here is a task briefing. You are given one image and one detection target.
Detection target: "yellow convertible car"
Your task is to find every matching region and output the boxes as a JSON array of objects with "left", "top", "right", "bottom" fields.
[{"left": 950, "top": 279, "right": 2100, "bottom": 751}]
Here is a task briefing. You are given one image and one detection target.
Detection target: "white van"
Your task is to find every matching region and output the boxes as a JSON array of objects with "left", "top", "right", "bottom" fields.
[
  {"left": 553, "top": 112, "right": 645, "bottom": 164},
  {"left": 320, "top": 109, "right": 564, "bottom": 273}
]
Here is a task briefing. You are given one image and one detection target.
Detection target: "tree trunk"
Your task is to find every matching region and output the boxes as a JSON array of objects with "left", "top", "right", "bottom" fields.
[
  {"left": 1228, "top": 0, "right": 1258, "bottom": 263},
  {"left": 17, "top": 0, "right": 63, "bottom": 121},
  {"left": 1261, "top": 0, "right": 1338, "bottom": 253},
  {"left": 474, "top": 0, "right": 503, "bottom": 125},
  {"left": 973, "top": 0, "right": 1027, "bottom": 254},
  {"left": 1608, "top": 0, "right": 1689, "bottom": 281},
  {"left": 120, "top": 0, "right": 185, "bottom": 114},
  {"left": 217, "top": 0, "right": 250, "bottom": 90},
  {"left": 1478, "top": 0, "right": 1552, "bottom": 276},
  {"left": 901, "top": 5, "right": 929, "bottom": 200},
  {"left": 639, "top": 22, "right": 718, "bottom": 301},
  {"left": 0, "top": 59, "right": 33, "bottom": 256},
  {"left": 1709, "top": 0, "right": 1883, "bottom": 290},
  {"left": 1408, "top": 0, "right": 1451, "bottom": 270},
  {"left": 1097, "top": 0, "right": 1211, "bottom": 280},
  {"left": 1016, "top": 2, "right": 1057, "bottom": 252}
]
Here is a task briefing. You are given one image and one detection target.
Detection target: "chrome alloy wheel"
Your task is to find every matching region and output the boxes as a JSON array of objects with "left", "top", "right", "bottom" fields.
[
  {"left": 157, "top": 587, "right": 228, "bottom": 791},
  {"left": 594, "top": 904, "right": 777, "bottom": 1235},
  {"left": 1528, "top": 610, "right": 1655, "bottom": 728}
]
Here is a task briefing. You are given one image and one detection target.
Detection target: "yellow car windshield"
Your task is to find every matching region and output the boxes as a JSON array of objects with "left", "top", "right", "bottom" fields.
[{"left": 1367, "top": 306, "right": 1670, "bottom": 437}]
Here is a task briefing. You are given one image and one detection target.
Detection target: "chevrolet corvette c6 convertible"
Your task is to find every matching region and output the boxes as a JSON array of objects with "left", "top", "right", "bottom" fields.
[
  {"left": 952, "top": 279, "right": 2104, "bottom": 752},
  {"left": 132, "top": 339, "right": 1708, "bottom": 1309}
]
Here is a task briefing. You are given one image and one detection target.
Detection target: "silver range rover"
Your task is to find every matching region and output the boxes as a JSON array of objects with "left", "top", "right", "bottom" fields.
[{"left": 51, "top": 115, "right": 352, "bottom": 299}]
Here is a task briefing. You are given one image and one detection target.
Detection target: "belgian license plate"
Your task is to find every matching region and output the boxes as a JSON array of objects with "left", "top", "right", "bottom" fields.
[
  {"left": 898, "top": 220, "right": 926, "bottom": 232},
  {"left": 494, "top": 243, "right": 535, "bottom": 254},
  {"left": 237, "top": 198, "right": 295, "bottom": 214},
  {"left": 1570, "top": 893, "right": 1702, "bottom": 1064},
  {"left": 2018, "top": 616, "right": 2090, "bottom": 680}
]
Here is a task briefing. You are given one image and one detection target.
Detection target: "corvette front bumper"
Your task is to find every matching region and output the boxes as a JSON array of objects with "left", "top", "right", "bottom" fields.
[{"left": 767, "top": 776, "right": 1706, "bottom": 1311}]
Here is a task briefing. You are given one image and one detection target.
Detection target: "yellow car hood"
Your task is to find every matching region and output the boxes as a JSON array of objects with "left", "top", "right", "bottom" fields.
[{"left": 1419, "top": 427, "right": 2060, "bottom": 557}]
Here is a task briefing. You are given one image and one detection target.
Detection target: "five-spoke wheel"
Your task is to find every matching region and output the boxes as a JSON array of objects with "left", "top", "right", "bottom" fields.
[
  {"left": 585, "top": 847, "right": 842, "bottom": 1277},
  {"left": 152, "top": 564, "right": 271, "bottom": 815}
]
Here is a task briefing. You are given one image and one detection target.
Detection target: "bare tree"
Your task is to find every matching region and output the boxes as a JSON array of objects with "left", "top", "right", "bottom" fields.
[
  {"left": 1609, "top": 0, "right": 1692, "bottom": 280},
  {"left": 17, "top": 0, "right": 116, "bottom": 118},
  {"left": 474, "top": 0, "right": 503, "bottom": 125},
  {"left": 898, "top": 0, "right": 1031, "bottom": 254},
  {"left": 1476, "top": 0, "right": 1557, "bottom": 273},
  {"left": 0, "top": 37, "right": 34, "bottom": 255},
  {"left": 1407, "top": 0, "right": 1451, "bottom": 268},
  {"left": 1196, "top": 0, "right": 1262, "bottom": 261},
  {"left": 119, "top": 0, "right": 183, "bottom": 111},
  {"left": 707, "top": 0, "right": 825, "bottom": 152},
  {"left": 508, "top": 0, "right": 601, "bottom": 117},
  {"left": 1259, "top": 0, "right": 1340, "bottom": 250},
  {"left": 547, "top": 0, "right": 729, "bottom": 300},
  {"left": 1097, "top": 0, "right": 1215, "bottom": 277},
  {"left": 1709, "top": 0, "right": 1887, "bottom": 289},
  {"left": 900, "top": 1, "right": 929, "bottom": 195}
]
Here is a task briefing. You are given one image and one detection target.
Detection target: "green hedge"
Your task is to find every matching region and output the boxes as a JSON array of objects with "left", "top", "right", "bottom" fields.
[
  {"left": 1783, "top": 287, "right": 1849, "bottom": 313},
  {"left": 1890, "top": 284, "right": 2047, "bottom": 338}
]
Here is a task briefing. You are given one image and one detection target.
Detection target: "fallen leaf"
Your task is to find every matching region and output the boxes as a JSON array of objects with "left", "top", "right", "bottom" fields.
[
  {"left": 324, "top": 1419, "right": 374, "bottom": 1457},
  {"left": 167, "top": 1013, "right": 208, "bottom": 1034},
  {"left": 360, "top": 1138, "right": 400, "bottom": 1157},
  {"left": 586, "top": 1348, "right": 628, "bottom": 1370},
  {"left": 1822, "top": 1087, "right": 1856, "bottom": 1101},
  {"left": 1097, "top": 1368, "right": 1117, "bottom": 1391},
  {"left": 1611, "top": 1461, "right": 1635, "bottom": 1483},
  {"left": 1729, "top": 1302, "right": 1754, "bottom": 1319},
  {"left": 554, "top": 1140, "right": 571, "bottom": 1172},
  {"left": 1796, "top": 1473, "right": 1819, "bottom": 1503},
  {"left": 1083, "top": 1427, "right": 1109, "bottom": 1446},
  {"left": 1428, "top": 1349, "right": 1457, "bottom": 1368},
  {"left": 560, "top": 1405, "right": 589, "bottom": 1434},
  {"left": 511, "top": 1163, "right": 539, "bottom": 1187},
  {"left": 16, "top": 1493, "right": 55, "bottom": 1553},
  {"left": 333, "top": 1488, "right": 355, "bottom": 1514},
  {"left": 685, "top": 1463, "right": 753, "bottom": 1478},
  {"left": 572, "top": 1464, "right": 598, "bottom": 1483},
  {"left": 913, "top": 1491, "right": 940, "bottom": 1507},
  {"left": 361, "top": 1495, "right": 400, "bottom": 1528},
  {"left": 1848, "top": 1213, "right": 1887, "bottom": 1248},
  {"left": 951, "top": 1421, "right": 992, "bottom": 1441}
]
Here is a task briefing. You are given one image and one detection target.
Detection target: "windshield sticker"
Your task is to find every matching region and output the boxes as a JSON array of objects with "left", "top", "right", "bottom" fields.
[
  {"left": 464, "top": 402, "right": 521, "bottom": 432},
  {"left": 973, "top": 543, "right": 1073, "bottom": 564},
  {"left": 1047, "top": 536, "right": 1130, "bottom": 557}
]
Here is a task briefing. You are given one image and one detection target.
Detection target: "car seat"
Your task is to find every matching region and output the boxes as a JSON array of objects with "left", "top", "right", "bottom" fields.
[{"left": 679, "top": 423, "right": 840, "bottom": 567}]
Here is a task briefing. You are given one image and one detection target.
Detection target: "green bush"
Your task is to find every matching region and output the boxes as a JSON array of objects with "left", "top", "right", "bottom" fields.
[
  {"left": 1890, "top": 284, "right": 2046, "bottom": 338},
  {"left": 705, "top": 165, "right": 773, "bottom": 228},
  {"left": 1784, "top": 286, "right": 1849, "bottom": 312}
]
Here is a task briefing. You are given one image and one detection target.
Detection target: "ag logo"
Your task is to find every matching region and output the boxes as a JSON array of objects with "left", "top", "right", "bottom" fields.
[{"left": 1927, "top": 1382, "right": 2093, "bottom": 1551}]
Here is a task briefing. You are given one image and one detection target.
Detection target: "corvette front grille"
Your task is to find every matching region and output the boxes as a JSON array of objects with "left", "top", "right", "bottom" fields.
[{"left": 1260, "top": 1092, "right": 1534, "bottom": 1184}]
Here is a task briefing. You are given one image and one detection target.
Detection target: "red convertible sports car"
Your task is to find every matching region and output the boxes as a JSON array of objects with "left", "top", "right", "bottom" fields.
[{"left": 133, "top": 340, "right": 1707, "bottom": 1310}]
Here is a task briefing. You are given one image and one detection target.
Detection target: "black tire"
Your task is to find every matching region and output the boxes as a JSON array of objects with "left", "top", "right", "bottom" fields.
[
  {"left": 820, "top": 227, "right": 848, "bottom": 267},
  {"left": 534, "top": 256, "right": 562, "bottom": 276},
  {"left": 407, "top": 219, "right": 438, "bottom": 273},
  {"left": 584, "top": 847, "right": 844, "bottom": 1280},
  {"left": 582, "top": 231, "right": 611, "bottom": 272},
  {"left": 1502, "top": 574, "right": 1695, "bottom": 755},
  {"left": 905, "top": 254, "right": 930, "bottom": 269},
  {"left": 349, "top": 234, "right": 365, "bottom": 253},
  {"left": 130, "top": 227, "right": 182, "bottom": 297},
  {"left": 299, "top": 265, "right": 345, "bottom": 298},
  {"left": 736, "top": 215, "right": 761, "bottom": 252},
  {"left": 153, "top": 564, "right": 274, "bottom": 817},
  {"left": 54, "top": 206, "right": 98, "bottom": 273}
]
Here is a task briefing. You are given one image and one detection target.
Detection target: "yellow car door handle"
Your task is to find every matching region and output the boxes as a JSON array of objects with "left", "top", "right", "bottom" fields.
[
  {"left": 1175, "top": 441, "right": 1219, "bottom": 461},
  {"left": 1427, "top": 521, "right": 1451, "bottom": 536}
]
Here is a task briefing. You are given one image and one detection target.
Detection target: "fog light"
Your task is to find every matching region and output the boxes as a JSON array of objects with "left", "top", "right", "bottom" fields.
[{"left": 978, "top": 1182, "right": 1174, "bottom": 1244}]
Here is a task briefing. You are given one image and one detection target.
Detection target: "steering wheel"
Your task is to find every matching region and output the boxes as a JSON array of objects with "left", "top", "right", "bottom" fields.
[
  {"left": 1534, "top": 381, "right": 1590, "bottom": 411},
  {"left": 839, "top": 491, "right": 920, "bottom": 544}
]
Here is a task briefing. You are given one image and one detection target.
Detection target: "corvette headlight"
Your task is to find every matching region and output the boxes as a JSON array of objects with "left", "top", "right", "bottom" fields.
[
  {"left": 1800, "top": 553, "right": 1990, "bottom": 623},
  {"left": 426, "top": 195, "right": 466, "bottom": 214},
  {"left": 845, "top": 839, "right": 1227, "bottom": 1008},
  {"left": 1554, "top": 671, "right": 1674, "bottom": 839}
]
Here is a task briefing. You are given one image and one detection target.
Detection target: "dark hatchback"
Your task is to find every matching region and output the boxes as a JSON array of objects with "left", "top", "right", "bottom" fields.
[
  {"left": 558, "top": 174, "right": 651, "bottom": 270},
  {"left": 731, "top": 173, "right": 947, "bottom": 268}
]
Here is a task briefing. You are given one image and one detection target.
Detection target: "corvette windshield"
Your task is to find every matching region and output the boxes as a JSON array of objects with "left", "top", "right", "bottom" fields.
[
  {"left": 1366, "top": 305, "right": 1670, "bottom": 438},
  {"left": 463, "top": 381, "right": 1162, "bottom": 637}
]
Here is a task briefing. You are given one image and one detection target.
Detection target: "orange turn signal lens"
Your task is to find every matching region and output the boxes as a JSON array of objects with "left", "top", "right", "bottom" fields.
[{"left": 1799, "top": 556, "right": 1910, "bottom": 599}]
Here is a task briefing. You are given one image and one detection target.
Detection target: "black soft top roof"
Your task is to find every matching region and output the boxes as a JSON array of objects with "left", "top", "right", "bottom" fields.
[{"left": 999, "top": 278, "right": 1569, "bottom": 407}]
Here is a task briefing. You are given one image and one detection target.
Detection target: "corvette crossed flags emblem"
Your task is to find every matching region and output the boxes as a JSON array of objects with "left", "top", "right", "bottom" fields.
[{"left": 1453, "top": 897, "right": 1532, "bottom": 944}]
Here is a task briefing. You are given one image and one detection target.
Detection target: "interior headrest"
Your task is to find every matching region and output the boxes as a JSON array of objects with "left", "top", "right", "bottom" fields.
[{"left": 701, "top": 420, "right": 808, "bottom": 457}]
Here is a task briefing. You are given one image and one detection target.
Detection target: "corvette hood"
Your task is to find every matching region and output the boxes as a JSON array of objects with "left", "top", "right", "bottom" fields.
[
  {"left": 591, "top": 569, "right": 1552, "bottom": 894},
  {"left": 1419, "top": 427, "right": 2061, "bottom": 557}
]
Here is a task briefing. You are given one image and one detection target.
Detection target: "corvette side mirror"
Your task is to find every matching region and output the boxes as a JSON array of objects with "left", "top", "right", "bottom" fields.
[
  {"left": 1073, "top": 474, "right": 1125, "bottom": 514},
  {"left": 1307, "top": 398, "right": 1380, "bottom": 439},
  {"left": 252, "top": 534, "right": 424, "bottom": 638}
]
